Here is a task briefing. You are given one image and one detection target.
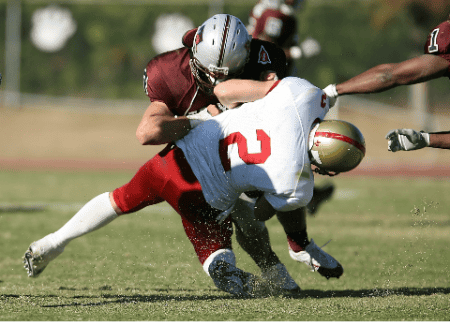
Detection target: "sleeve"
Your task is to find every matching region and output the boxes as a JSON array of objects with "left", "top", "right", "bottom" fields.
[
  {"left": 423, "top": 21, "right": 450, "bottom": 76},
  {"left": 143, "top": 58, "right": 173, "bottom": 105}
]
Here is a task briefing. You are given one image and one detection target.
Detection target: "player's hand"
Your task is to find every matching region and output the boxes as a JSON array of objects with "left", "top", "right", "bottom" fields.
[
  {"left": 207, "top": 104, "right": 222, "bottom": 116},
  {"left": 385, "top": 129, "right": 430, "bottom": 152},
  {"left": 323, "top": 84, "right": 338, "bottom": 108}
]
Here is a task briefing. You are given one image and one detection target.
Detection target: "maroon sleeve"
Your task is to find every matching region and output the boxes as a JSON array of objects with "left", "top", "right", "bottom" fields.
[
  {"left": 424, "top": 20, "right": 450, "bottom": 76},
  {"left": 143, "top": 54, "right": 175, "bottom": 107}
]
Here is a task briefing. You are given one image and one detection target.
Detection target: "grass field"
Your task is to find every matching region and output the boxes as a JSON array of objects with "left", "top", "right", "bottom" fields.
[{"left": 1, "top": 170, "right": 449, "bottom": 320}]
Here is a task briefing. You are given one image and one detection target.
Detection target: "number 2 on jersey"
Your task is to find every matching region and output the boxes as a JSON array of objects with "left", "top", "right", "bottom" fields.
[{"left": 219, "top": 130, "right": 271, "bottom": 171}]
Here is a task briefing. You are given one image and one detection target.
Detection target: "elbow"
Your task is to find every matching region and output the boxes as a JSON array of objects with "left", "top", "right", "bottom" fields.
[
  {"left": 136, "top": 119, "right": 164, "bottom": 145},
  {"left": 214, "top": 83, "right": 233, "bottom": 106},
  {"left": 136, "top": 127, "right": 151, "bottom": 145}
]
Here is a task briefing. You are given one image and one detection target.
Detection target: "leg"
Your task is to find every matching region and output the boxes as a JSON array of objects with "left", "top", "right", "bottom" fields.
[
  {"left": 276, "top": 207, "right": 343, "bottom": 279},
  {"left": 24, "top": 147, "right": 169, "bottom": 278},
  {"left": 23, "top": 192, "right": 119, "bottom": 277},
  {"left": 231, "top": 194, "right": 279, "bottom": 270},
  {"left": 231, "top": 194, "right": 300, "bottom": 294},
  {"left": 133, "top": 147, "right": 257, "bottom": 297}
]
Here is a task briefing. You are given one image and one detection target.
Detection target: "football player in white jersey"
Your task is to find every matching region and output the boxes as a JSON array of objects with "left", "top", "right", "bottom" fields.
[{"left": 178, "top": 75, "right": 365, "bottom": 280}]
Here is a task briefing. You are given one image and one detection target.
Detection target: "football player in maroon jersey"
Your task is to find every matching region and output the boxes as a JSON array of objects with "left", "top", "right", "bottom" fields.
[
  {"left": 248, "top": 0, "right": 305, "bottom": 75},
  {"left": 322, "top": 15, "right": 450, "bottom": 152}
]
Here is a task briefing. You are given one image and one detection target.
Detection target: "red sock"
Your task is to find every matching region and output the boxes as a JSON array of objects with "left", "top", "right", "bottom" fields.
[{"left": 287, "top": 235, "right": 304, "bottom": 253}]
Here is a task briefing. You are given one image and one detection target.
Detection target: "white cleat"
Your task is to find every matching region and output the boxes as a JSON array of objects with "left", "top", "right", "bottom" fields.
[
  {"left": 289, "top": 238, "right": 343, "bottom": 279},
  {"left": 261, "top": 262, "right": 301, "bottom": 295},
  {"left": 23, "top": 236, "right": 64, "bottom": 278}
]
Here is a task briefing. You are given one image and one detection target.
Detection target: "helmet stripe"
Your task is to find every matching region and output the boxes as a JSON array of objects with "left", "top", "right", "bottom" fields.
[
  {"left": 218, "top": 15, "right": 231, "bottom": 67},
  {"left": 315, "top": 132, "right": 366, "bottom": 155}
]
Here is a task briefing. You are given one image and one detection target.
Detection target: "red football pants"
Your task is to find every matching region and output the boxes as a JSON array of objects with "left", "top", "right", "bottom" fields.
[{"left": 112, "top": 145, "right": 233, "bottom": 264}]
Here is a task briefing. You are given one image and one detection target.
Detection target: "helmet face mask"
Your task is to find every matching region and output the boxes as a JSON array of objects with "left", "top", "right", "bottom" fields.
[
  {"left": 309, "top": 120, "right": 365, "bottom": 175},
  {"left": 190, "top": 14, "right": 251, "bottom": 94}
]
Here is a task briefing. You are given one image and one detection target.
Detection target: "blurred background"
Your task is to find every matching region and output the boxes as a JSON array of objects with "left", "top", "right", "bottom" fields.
[{"left": 1, "top": 0, "right": 450, "bottom": 174}]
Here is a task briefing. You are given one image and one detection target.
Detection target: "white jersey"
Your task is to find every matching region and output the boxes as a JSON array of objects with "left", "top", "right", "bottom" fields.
[{"left": 176, "top": 77, "right": 330, "bottom": 215}]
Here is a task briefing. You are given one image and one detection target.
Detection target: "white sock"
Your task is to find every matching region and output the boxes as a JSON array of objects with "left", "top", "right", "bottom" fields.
[
  {"left": 43, "top": 192, "right": 118, "bottom": 249},
  {"left": 202, "top": 249, "right": 236, "bottom": 276}
]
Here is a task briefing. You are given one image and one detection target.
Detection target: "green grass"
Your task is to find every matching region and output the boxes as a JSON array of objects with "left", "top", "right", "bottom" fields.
[{"left": 1, "top": 170, "right": 449, "bottom": 320}]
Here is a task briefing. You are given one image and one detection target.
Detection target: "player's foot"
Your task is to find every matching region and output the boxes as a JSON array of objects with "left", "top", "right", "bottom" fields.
[
  {"left": 208, "top": 260, "right": 255, "bottom": 297},
  {"left": 23, "top": 236, "right": 64, "bottom": 278},
  {"left": 289, "top": 239, "right": 343, "bottom": 279},
  {"left": 307, "top": 183, "right": 335, "bottom": 215},
  {"left": 261, "top": 262, "right": 301, "bottom": 295}
]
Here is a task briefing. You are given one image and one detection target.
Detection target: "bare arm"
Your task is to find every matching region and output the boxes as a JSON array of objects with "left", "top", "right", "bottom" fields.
[
  {"left": 214, "top": 78, "right": 277, "bottom": 108},
  {"left": 336, "top": 54, "right": 450, "bottom": 95},
  {"left": 429, "top": 132, "right": 450, "bottom": 149},
  {"left": 136, "top": 101, "right": 191, "bottom": 145}
]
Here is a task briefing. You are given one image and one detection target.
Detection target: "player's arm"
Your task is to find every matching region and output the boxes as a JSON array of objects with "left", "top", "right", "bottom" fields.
[
  {"left": 386, "top": 129, "right": 450, "bottom": 151},
  {"left": 429, "top": 132, "right": 450, "bottom": 149},
  {"left": 214, "top": 76, "right": 277, "bottom": 108},
  {"left": 334, "top": 55, "right": 450, "bottom": 95},
  {"left": 136, "top": 101, "right": 191, "bottom": 145}
]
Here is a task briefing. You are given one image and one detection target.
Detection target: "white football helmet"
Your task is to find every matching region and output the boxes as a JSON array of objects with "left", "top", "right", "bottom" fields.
[
  {"left": 190, "top": 14, "right": 251, "bottom": 94},
  {"left": 309, "top": 120, "right": 365, "bottom": 174}
]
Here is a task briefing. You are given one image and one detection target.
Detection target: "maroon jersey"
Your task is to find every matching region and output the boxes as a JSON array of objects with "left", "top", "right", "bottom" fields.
[
  {"left": 424, "top": 19, "right": 450, "bottom": 77},
  {"left": 252, "top": 8, "right": 297, "bottom": 49},
  {"left": 143, "top": 29, "right": 287, "bottom": 116}
]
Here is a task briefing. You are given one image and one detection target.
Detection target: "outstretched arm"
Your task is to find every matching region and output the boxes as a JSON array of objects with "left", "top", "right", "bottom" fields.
[
  {"left": 429, "top": 132, "right": 450, "bottom": 149},
  {"left": 335, "top": 54, "right": 449, "bottom": 95}
]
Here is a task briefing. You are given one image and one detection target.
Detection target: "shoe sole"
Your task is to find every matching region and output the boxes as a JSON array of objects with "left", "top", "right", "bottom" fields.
[
  {"left": 23, "top": 248, "right": 47, "bottom": 278},
  {"left": 317, "top": 263, "right": 344, "bottom": 279}
]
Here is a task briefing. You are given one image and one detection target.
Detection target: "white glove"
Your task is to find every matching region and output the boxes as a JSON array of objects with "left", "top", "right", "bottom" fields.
[
  {"left": 385, "top": 129, "right": 430, "bottom": 152},
  {"left": 323, "top": 84, "right": 338, "bottom": 108},
  {"left": 186, "top": 107, "right": 212, "bottom": 129}
]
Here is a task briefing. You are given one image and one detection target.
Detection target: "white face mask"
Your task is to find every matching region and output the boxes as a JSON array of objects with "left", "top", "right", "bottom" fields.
[{"left": 308, "top": 122, "right": 322, "bottom": 166}]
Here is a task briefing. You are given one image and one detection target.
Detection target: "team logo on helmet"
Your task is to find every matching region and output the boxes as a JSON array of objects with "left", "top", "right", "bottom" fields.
[
  {"left": 258, "top": 45, "right": 271, "bottom": 65},
  {"left": 195, "top": 26, "right": 204, "bottom": 46}
]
